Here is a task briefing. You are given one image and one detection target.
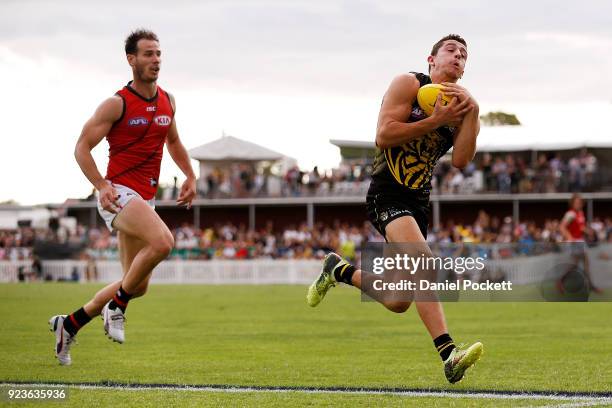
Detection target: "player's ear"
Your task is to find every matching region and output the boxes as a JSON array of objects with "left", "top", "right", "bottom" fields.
[
  {"left": 427, "top": 55, "right": 435, "bottom": 71},
  {"left": 126, "top": 54, "right": 136, "bottom": 67}
]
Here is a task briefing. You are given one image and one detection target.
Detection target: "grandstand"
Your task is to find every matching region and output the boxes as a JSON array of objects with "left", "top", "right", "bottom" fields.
[
  {"left": 2, "top": 130, "right": 612, "bottom": 241},
  {"left": 1, "top": 126, "right": 611, "bottom": 282},
  {"left": 1, "top": 134, "right": 612, "bottom": 288},
  {"left": 49, "top": 130, "right": 612, "bottom": 232}
]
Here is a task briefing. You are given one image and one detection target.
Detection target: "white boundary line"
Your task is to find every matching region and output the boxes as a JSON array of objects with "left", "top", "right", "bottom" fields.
[
  {"left": 2, "top": 382, "right": 612, "bottom": 403},
  {"left": 525, "top": 401, "right": 612, "bottom": 408}
]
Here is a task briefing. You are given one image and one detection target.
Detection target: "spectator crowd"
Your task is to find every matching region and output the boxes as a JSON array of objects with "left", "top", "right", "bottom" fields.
[
  {"left": 149, "top": 149, "right": 603, "bottom": 200},
  {"left": 192, "top": 164, "right": 368, "bottom": 199},
  {"left": 2, "top": 212, "right": 611, "bottom": 263},
  {"left": 435, "top": 149, "right": 601, "bottom": 195}
]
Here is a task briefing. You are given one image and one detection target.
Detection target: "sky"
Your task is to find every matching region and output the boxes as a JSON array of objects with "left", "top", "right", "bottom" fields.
[{"left": 1, "top": 0, "right": 611, "bottom": 205}]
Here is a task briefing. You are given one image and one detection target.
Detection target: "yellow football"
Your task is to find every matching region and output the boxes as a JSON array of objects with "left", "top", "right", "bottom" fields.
[{"left": 416, "top": 84, "right": 453, "bottom": 116}]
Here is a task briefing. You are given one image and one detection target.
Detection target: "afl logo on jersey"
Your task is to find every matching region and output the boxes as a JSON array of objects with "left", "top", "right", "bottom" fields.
[
  {"left": 128, "top": 117, "right": 149, "bottom": 126},
  {"left": 411, "top": 106, "right": 426, "bottom": 119},
  {"left": 154, "top": 115, "right": 172, "bottom": 126}
]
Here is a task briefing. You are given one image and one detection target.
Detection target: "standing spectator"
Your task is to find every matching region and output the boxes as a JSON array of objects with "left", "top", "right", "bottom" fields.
[
  {"left": 534, "top": 154, "right": 550, "bottom": 193},
  {"left": 481, "top": 153, "right": 494, "bottom": 192},
  {"left": 505, "top": 154, "right": 518, "bottom": 193},
  {"left": 549, "top": 153, "right": 564, "bottom": 191},
  {"left": 581, "top": 149, "right": 598, "bottom": 190},
  {"left": 568, "top": 156, "right": 582, "bottom": 192},
  {"left": 449, "top": 168, "right": 464, "bottom": 194},
  {"left": 307, "top": 166, "right": 321, "bottom": 195},
  {"left": 493, "top": 157, "right": 511, "bottom": 193},
  {"left": 32, "top": 255, "right": 43, "bottom": 280}
]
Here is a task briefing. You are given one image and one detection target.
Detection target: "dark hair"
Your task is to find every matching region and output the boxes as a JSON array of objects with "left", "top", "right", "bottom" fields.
[
  {"left": 125, "top": 29, "right": 159, "bottom": 55},
  {"left": 569, "top": 193, "right": 582, "bottom": 209},
  {"left": 430, "top": 34, "right": 467, "bottom": 56}
]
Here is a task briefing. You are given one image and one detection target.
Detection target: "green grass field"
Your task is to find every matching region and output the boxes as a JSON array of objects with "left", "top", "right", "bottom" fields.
[{"left": 1, "top": 283, "right": 611, "bottom": 407}]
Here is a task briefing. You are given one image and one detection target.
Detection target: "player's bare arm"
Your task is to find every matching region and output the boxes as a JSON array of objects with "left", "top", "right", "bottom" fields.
[
  {"left": 442, "top": 83, "right": 479, "bottom": 169},
  {"left": 165, "top": 93, "right": 196, "bottom": 208},
  {"left": 74, "top": 96, "right": 124, "bottom": 214},
  {"left": 559, "top": 213, "right": 574, "bottom": 241},
  {"left": 376, "top": 74, "right": 439, "bottom": 149},
  {"left": 376, "top": 74, "right": 471, "bottom": 149}
]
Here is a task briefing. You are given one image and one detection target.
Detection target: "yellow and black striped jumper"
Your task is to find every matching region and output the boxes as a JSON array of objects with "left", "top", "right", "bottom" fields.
[{"left": 366, "top": 72, "right": 457, "bottom": 239}]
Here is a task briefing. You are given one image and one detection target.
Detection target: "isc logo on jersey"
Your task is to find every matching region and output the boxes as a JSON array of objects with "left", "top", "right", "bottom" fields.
[
  {"left": 128, "top": 117, "right": 149, "bottom": 126},
  {"left": 154, "top": 115, "right": 172, "bottom": 126}
]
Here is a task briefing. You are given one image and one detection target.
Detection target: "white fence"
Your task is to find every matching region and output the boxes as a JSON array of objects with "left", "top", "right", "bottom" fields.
[
  {"left": 493, "top": 246, "right": 612, "bottom": 287},
  {"left": 1, "top": 244, "right": 610, "bottom": 286},
  {"left": 0, "top": 259, "right": 322, "bottom": 284}
]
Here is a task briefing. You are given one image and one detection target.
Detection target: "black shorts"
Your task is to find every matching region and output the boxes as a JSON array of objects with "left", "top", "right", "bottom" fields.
[{"left": 366, "top": 193, "right": 430, "bottom": 240}]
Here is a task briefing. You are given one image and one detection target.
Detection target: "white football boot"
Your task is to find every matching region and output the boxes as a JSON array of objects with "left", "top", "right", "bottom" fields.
[
  {"left": 102, "top": 302, "right": 126, "bottom": 344},
  {"left": 48, "top": 315, "right": 76, "bottom": 366}
]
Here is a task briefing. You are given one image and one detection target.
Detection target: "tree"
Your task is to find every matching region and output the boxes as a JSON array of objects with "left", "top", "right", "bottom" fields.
[
  {"left": 480, "top": 111, "right": 521, "bottom": 126},
  {"left": 0, "top": 199, "right": 18, "bottom": 205}
]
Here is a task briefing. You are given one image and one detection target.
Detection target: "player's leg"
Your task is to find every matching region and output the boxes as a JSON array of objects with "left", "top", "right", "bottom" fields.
[
  {"left": 100, "top": 198, "right": 172, "bottom": 342},
  {"left": 68, "top": 232, "right": 148, "bottom": 323},
  {"left": 50, "top": 231, "right": 152, "bottom": 362},
  {"left": 307, "top": 213, "right": 482, "bottom": 383},
  {"left": 117, "top": 232, "right": 154, "bottom": 300},
  {"left": 306, "top": 215, "right": 440, "bottom": 320},
  {"left": 306, "top": 217, "right": 419, "bottom": 313},
  {"left": 384, "top": 217, "right": 447, "bottom": 337},
  {"left": 385, "top": 216, "right": 483, "bottom": 383},
  {"left": 48, "top": 188, "right": 162, "bottom": 362},
  {"left": 82, "top": 230, "right": 135, "bottom": 318},
  {"left": 84, "top": 281, "right": 122, "bottom": 315},
  {"left": 101, "top": 232, "right": 150, "bottom": 343},
  {"left": 102, "top": 216, "right": 162, "bottom": 343},
  {"left": 117, "top": 230, "right": 152, "bottom": 298},
  {"left": 312, "top": 250, "right": 414, "bottom": 313},
  {"left": 49, "top": 281, "right": 124, "bottom": 365},
  {"left": 49, "top": 261, "right": 123, "bottom": 364},
  {"left": 112, "top": 198, "right": 173, "bottom": 294},
  {"left": 49, "top": 265, "right": 120, "bottom": 365}
]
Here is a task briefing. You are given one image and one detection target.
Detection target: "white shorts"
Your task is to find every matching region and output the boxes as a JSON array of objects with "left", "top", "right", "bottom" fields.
[
  {"left": 562, "top": 240, "right": 586, "bottom": 257},
  {"left": 97, "top": 183, "right": 155, "bottom": 232}
]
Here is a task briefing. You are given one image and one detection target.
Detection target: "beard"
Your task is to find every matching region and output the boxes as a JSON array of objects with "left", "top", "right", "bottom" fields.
[{"left": 135, "top": 64, "right": 157, "bottom": 83}]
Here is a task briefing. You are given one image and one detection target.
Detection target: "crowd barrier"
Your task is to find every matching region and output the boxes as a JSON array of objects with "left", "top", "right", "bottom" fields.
[
  {"left": 0, "top": 259, "right": 321, "bottom": 284},
  {"left": 1, "top": 244, "right": 610, "bottom": 286}
]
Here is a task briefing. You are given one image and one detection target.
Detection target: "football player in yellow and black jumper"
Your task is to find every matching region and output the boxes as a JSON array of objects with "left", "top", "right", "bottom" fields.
[{"left": 307, "top": 34, "right": 483, "bottom": 384}]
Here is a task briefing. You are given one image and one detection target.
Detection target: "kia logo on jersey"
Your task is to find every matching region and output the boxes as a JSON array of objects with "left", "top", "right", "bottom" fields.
[
  {"left": 128, "top": 117, "right": 149, "bottom": 126},
  {"left": 154, "top": 115, "right": 172, "bottom": 126}
]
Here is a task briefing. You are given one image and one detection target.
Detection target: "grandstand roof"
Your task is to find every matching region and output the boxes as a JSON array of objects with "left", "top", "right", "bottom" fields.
[
  {"left": 476, "top": 123, "right": 612, "bottom": 152},
  {"left": 189, "top": 135, "right": 285, "bottom": 162},
  {"left": 330, "top": 139, "right": 374, "bottom": 149}
]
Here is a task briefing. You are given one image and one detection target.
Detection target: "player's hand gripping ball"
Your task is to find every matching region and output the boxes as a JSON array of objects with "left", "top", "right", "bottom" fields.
[{"left": 417, "top": 84, "right": 453, "bottom": 116}]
